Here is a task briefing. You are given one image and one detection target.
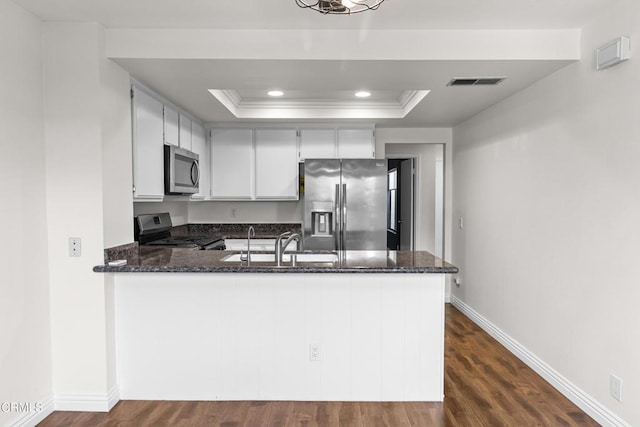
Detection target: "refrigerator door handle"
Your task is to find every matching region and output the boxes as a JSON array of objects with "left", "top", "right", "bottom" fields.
[
  {"left": 342, "top": 183, "right": 347, "bottom": 251},
  {"left": 335, "top": 183, "right": 341, "bottom": 251}
]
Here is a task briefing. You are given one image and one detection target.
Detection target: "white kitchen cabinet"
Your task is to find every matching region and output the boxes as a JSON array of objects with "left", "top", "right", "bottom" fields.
[
  {"left": 299, "top": 128, "right": 337, "bottom": 160},
  {"left": 131, "top": 87, "right": 165, "bottom": 200},
  {"left": 163, "top": 105, "right": 179, "bottom": 147},
  {"left": 190, "top": 121, "right": 208, "bottom": 200},
  {"left": 299, "top": 127, "right": 375, "bottom": 160},
  {"left": 210, "top": 128, "right": 253, "bottom": 199},
  {"left": 179, "top": 113, "right": 192, "bottom": 150},
  {"left": 337, "top": 128, "right": 375, "bottom": 158},
  {"left": 255, "top": 129, "right": 298, "bottom": 199}
]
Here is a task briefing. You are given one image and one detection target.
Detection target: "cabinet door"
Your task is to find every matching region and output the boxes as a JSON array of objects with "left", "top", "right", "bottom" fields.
[
  {"left": 179, "top": 113, "right": 192, "bottom": 150},
  {"left": 299, "top": 128, "right": 336, "bottom": 160},
  {"left": 163, "top": 105, "right": 179, "bottom": 146},
  {"left": 190, "top": 121, "right": 208, "bottom": 200},
  {"left": 337, "top": 128, "right": 375, "bottom": 158},
  {"left": 132, "top": 88, "right": 165, "bottom": 200},
  {"left": 255, "top": 129, "right": 298, "bottom": 200},
  {"left": 210, "top": 128, "right": 253, "bottom": 199}
]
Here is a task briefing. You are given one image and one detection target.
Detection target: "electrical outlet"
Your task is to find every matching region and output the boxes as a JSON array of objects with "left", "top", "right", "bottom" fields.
[
  {"left": 69, "top": 237, "right": 81, "bottom": 257},
  {"left": 231, "top": 208, "right": 237, "bottom": 218},
  {"left": 309, "top": 344, "right": 320, "bottom": 362},
  {"left": 610, "top": 374, "right": 623, "bottom": 402},
  {"left": 459, "top": 217, "right": 464, "bottom": 229},
  {"left": 455, "top": 277, "right": 462, "bottom": 287}
]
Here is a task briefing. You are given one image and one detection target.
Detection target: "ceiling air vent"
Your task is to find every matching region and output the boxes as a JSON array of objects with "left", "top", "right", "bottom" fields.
[{"left": 447, "top": 77, "right": 506, "bottom": 86}]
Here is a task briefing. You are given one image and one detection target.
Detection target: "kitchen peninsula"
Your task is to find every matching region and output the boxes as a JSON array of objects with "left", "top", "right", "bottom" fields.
[{"left": 95, "top": 233, "right": 457, "bottom": 403}]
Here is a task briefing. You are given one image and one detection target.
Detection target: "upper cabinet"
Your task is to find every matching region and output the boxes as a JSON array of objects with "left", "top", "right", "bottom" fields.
[
  {"left": 179, "top": 113, "right": 192, "bottom": 150},
  {"left": 163, "top": 105, "right": 179, "bottom": 147},
  {"left": 210, "top": 128, "right": 254, "bottom": 199},
  {"left": 298, "top": 125, "right": 375, "bottom": 161},
  {"left": 255, "top": 129, "right": 298, "bottom": 200},
  {"left": 131, "top": 87, "right": 165, "bottom": 201},
  {"left": 131, "top": 82, "right": 207, "bottom": 202},
  {"left": 190, "top": 121, "right": 208, "bottom": 200},
  {"left": 209, "top": 127, "right": 299, "bottom": 201},
  {"left": 299, "top": 128, "right": 337, "bottom": 160},
  {"left": 338, "top": 128, "right": 375, "bottom": 158}
]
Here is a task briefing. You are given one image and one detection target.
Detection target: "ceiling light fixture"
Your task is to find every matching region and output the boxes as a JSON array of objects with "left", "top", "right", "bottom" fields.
[
  {"left": 355, "top": 91, "right": 371, "bottom": 98},
  {"left": 267, "top": 90, "right": 284, "bottom": 97},
  {"left": 295, "top": 0, "right": 385, "bottom": 15}
]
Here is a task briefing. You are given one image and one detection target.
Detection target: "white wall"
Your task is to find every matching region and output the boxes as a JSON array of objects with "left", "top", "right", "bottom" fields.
[
  {"left": 451, "top": 1, "right": 639, "bottom": 425},
  {"left": 100, "top": 30, "right": 134, "bottom": 248},
  {"left": 44, "top": 22, "right": 130, "bottom": 410},
  {"left": 188, "top": 200, "right": 303, "bottom": 224},
  {"left": 98, "top": 26, "right": 133, "bottom": 401},
  {"left": 134, "top": 201, "right": 190, "bottom": 226},
  {"left": 0, "top": 1, "right": 53, "bottom": 425},
  {"left": 135, "top": 200, "right": 302, "bottom": 226}
]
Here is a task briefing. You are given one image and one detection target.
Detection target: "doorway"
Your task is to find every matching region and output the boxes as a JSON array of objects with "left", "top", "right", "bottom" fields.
[
  {"left": 386, "top": 144, "right": 444, "bottom": 256},
  {"left": 386, "top": 158, "right": 415, "bottom": 251}
]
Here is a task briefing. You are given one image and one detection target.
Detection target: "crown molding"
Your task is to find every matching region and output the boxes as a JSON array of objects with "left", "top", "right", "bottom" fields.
[{"left": 208, "top": 89, "right": 430, "bottom": 119}]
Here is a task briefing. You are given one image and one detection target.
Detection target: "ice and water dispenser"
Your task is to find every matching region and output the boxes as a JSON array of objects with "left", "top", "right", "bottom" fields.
[{"left": 310, "top": 201, "right": 333, "bottom": 237}]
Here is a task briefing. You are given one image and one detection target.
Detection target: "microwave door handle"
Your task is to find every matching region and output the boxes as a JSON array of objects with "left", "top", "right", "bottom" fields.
[{"left": 191, "top": 160, "right": 200, "bottom": 186}]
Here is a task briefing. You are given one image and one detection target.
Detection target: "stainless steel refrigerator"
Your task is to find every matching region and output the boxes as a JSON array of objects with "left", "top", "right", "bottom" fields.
[{"left": 303, "top": 158, "right": 387, "bottom": 251}]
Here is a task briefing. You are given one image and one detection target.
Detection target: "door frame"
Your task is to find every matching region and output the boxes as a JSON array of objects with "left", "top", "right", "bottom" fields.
[{"left": 386, "top": 154, "right": 418, "bottom": 251}]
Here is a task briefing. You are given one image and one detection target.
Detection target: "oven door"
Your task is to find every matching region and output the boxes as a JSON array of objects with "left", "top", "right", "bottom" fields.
[{"left": 165, "top": 145, "right": 199, "bottom": 195}]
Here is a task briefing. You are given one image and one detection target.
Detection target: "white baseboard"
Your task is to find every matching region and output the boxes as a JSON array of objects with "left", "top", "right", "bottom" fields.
[
  {"left": 54, "top": 384, "right": 120, "bottom": 412},
  {"left": 107, "top": 384, "right": 121, "bottom": 410},
  {"left": 9, "top": 395, "right": 54, "bottom": 427},
  {"left": 449, "top": 295, "right": 630, "bottom": 427}
]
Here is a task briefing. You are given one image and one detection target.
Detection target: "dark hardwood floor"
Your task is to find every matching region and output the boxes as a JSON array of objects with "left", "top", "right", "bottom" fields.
[{"left": 38, "top": 304, "right": 599, "bottom": 426}]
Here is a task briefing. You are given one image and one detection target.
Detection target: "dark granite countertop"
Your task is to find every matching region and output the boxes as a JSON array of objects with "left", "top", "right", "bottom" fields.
[{"left": 94, "top": 243, "right": 458, "bottom": 274}]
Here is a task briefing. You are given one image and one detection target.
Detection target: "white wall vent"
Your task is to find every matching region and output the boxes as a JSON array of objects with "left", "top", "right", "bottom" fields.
[
  {"left": 447, "top": 77, "right": 506, "bottom": 86},
  {"left": 596, "top": 36, "right": 631, "bottom": 70}
]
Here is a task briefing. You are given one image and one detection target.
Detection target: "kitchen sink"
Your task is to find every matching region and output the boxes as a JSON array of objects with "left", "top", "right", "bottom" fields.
[{"left": 221, "top": 252, "right": 338, "bottom": 264}]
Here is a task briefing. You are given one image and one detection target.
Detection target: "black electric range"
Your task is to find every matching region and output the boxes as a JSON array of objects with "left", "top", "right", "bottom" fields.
[{"left": 134, "top": 213, "right": 225, "bottom": 250}]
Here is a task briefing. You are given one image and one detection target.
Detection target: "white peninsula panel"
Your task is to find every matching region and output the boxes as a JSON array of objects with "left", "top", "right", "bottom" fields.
[{"left": 115, "top": 273, "right": 445, "bottom": 402}]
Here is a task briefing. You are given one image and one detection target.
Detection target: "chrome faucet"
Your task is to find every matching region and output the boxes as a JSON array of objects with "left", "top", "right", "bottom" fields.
[
  {"left": 246, "top": 226, "right": 256, "bottom": 266},
  {"left": 275, "top": 231, "right": 300, "bottom": 266}
]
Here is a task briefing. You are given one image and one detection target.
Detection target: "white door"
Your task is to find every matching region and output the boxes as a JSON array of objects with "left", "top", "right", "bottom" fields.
[
  {"left": 434, "top": 157, "right": 444, "bottom": 258},
  {"left": 179, "top": 113, "right": 192, "bottom": 150},
  {"left": 255, "top": 129, "right": 298, "bottom": 199},
  {"left": 299, "top": 128, "right": 336, "bottom": 160},
  {"left": 337, "top": 128, "right": 374, "bottom": 158},
  {"left": 399, "top": 159, "right": 414, "bottom": 251},
  {"left": 210, "top": 128, "right": 253, "bottom": 199},
  {"left": 132, "top": 88, "right": 165, "bottom": 200},
  {"left": 190, "top": 121, "right": 208, "bottom": 199},
  {"left": 163, "top": 105, "right": 179, "bottom": 146}
]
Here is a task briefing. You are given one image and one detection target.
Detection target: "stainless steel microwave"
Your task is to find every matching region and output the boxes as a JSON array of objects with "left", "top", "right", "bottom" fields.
[{"left": 164, "top": 145, "right": 199, "bottom": 195}]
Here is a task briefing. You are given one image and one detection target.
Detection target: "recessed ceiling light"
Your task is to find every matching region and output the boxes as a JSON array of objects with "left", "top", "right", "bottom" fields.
[
  {"left": 355, "top": 91, "right": 371, "bottom": 98},
  {"left": 267, "top": 90, "right": 284, "bottom": 97}
]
